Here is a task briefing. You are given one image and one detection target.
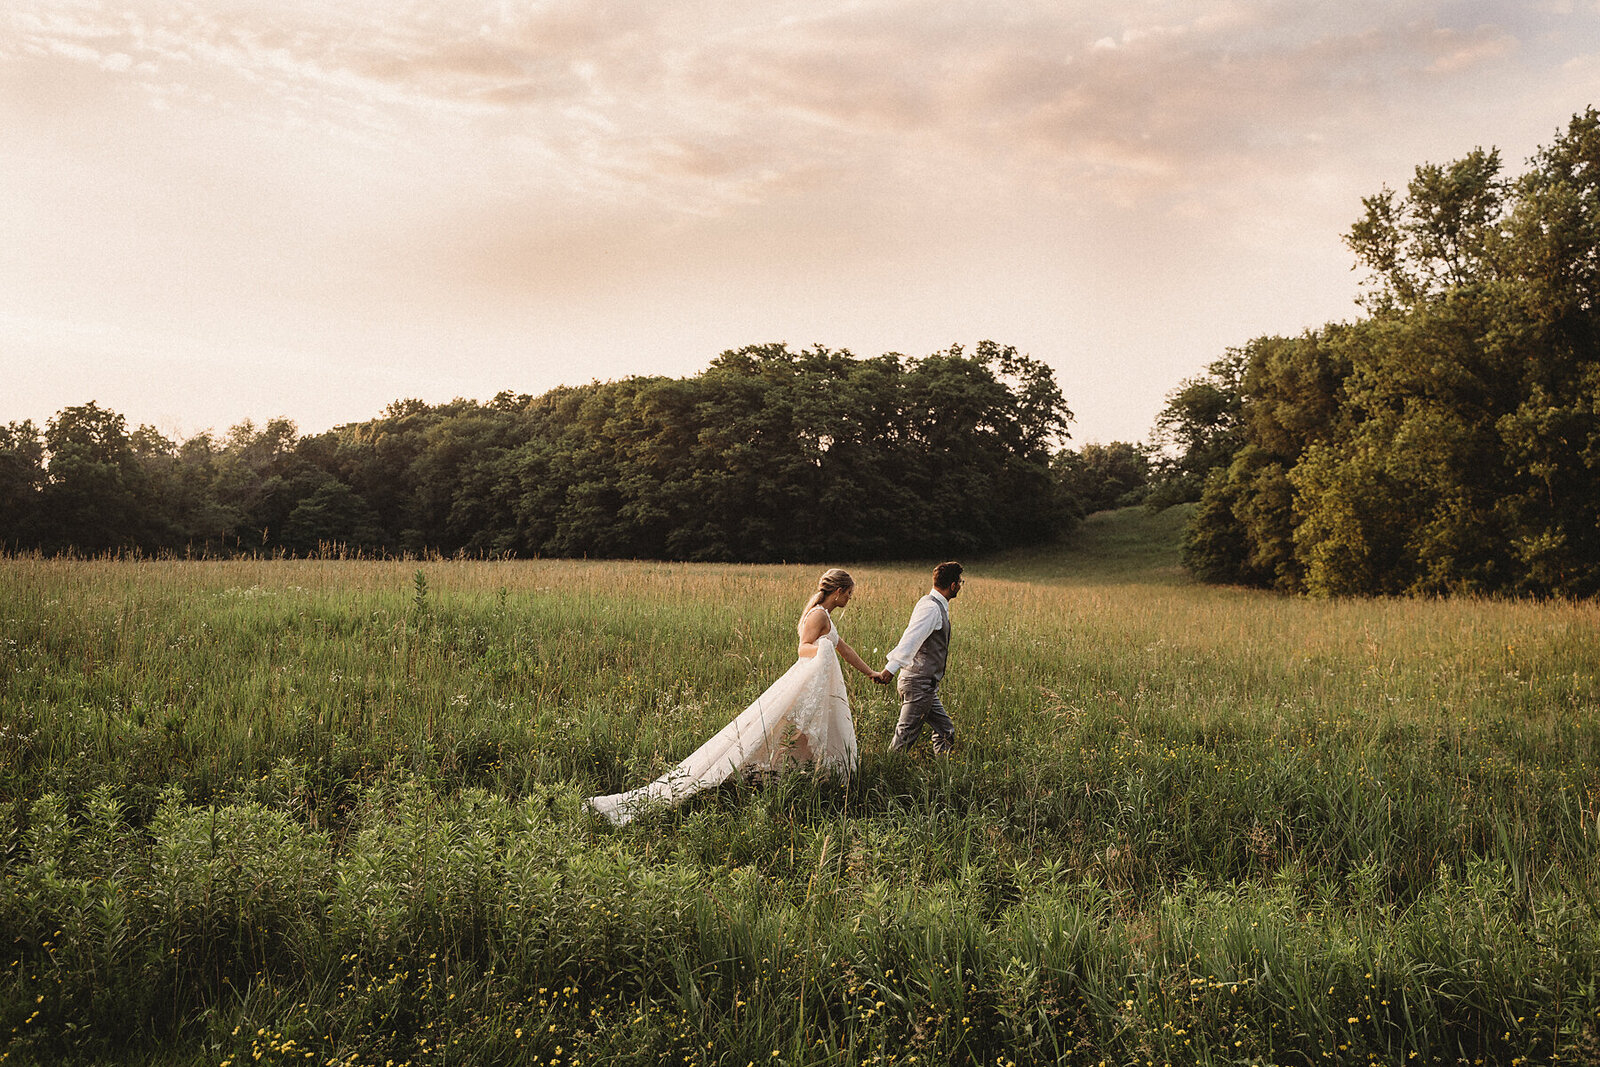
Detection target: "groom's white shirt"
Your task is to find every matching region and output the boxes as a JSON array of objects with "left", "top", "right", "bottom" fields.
[{"left": 883, "top": 588, "right": 950, "bottom": 676}]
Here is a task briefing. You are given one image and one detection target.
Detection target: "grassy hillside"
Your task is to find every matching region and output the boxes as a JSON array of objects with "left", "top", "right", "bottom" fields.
[
  {"left": 2, "top": 532, "right": 1598, "bottom": 1066},
  {"left": 979, "top": 504, "right": 1194, "bottom": 585}
]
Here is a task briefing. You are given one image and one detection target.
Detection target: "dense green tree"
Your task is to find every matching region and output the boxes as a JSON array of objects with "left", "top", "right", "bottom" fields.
[
  {"left": 1182, "top": 109, "right": 1600, "bottom": 597},
  {"left": 0, "top": 421, "right": 43, "bottom": 550},
  {"left": 281, "top": 480, "right": 384, "bottom": 553},
  {"left": 1146, "top": 349, "right": 1248, "bottom": 508},
  {"left": 1182, "top": 446, "right": 1298, "bottom": 588},
  {"left": 1179, "top": 331, "right": 1349, "bottom": 589},
  {"left": 1346, "top": 148, "right": 1505, "bottom": 311},
  {"left": 206, "top": 417, "right": 321, "bottom": 551},
  {"left": 899, "top": 341, "right": 1072, "bottom": 554},
  {"left": 35, "top": 403, "right": 155, "bottom": 554},
  {"left": 500, "top": 384, "right": 608, "bottom": 557},
  {"left": 687, "top": 345, "right": 832, "bottom": 561},
  {"left": 804, "top": 352, "right": 920, "bottom": 559},
  {"left": 1491, "top": 109, "right": 1600, "bottom": 592},
  {"left": 1053, "top": 441, "right": 1150, "bottom": 516},
  {"left": 123, "top": 423, "right": 193, "bottom": 550}
]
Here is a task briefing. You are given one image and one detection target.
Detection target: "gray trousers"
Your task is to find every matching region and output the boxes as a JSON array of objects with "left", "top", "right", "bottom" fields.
[{"left": 889, "top": 675, "right": 955, "bottom": 754}]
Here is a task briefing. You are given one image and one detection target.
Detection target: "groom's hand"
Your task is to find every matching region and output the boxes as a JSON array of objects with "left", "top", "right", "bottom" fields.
[{"left": 873, "top": 668, "right": 892, "bottom": 685}]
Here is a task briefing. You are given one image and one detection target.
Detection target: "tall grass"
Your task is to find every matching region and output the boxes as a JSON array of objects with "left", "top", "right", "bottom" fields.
[{"left": 2, "top": 510, "right": 1598, "bottom": 1065}]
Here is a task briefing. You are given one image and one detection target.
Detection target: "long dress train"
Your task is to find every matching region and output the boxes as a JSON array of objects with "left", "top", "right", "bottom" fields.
[{"left": 587, "top": 608, "right": 858, "bottom": 826}]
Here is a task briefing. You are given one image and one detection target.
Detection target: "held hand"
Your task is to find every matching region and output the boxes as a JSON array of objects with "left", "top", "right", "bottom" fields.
[{"left": 872, "top": 668, "right": 892, "bottom": 685}]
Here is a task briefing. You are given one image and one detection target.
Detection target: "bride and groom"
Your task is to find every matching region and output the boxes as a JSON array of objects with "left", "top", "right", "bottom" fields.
[{"left": 587, "top": 562, "right": 964, "bottom": 827}]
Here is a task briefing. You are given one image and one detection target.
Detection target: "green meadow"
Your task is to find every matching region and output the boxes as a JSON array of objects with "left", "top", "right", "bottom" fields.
[{"left": 2, "top": 507, "right": 1598, "bottom": 1066}]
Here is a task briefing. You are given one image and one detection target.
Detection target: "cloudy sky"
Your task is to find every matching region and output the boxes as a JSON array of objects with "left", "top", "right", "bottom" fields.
[{"left": 4, "top": 1, "right": 1599, "bottom": 446}]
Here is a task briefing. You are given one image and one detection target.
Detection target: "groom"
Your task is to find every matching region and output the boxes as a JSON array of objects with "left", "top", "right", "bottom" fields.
[{"left": 875, "top": 561, "right": 962, "bottom": 754}]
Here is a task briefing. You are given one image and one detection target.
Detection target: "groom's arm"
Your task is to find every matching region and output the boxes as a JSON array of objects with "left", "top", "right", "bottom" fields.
[{"left": 882, "top": 597, "right": 939, "bottom": 676}]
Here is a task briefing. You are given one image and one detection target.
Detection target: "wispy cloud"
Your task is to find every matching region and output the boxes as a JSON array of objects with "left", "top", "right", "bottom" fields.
[
  {"left": 0, "top": 0, "right": 1552, "bottom": 214},
  {"left": 1424, "top": 24, "right": 1519, "bottom": 73}
]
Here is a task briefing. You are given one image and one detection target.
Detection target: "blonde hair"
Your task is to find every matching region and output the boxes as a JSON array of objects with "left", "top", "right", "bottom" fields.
[{"left": 804, "top": 568, "right": 854, "bottom": 615}]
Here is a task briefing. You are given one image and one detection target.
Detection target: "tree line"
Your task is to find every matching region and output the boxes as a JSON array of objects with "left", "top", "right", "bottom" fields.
[
  {"left": 1, "top": 341, "right": 1099, "bottom": 562},
  {"left": 1151, "top": 108, "right": 1600, "bottom": 597}
]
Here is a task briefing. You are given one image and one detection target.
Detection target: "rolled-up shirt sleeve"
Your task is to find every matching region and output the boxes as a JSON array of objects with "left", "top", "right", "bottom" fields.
[{"left": 884, "top": 595, "right": 941, "bottom": 675}]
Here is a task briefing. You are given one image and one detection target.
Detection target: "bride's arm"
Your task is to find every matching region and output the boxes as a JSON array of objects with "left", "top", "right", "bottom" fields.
[
  {"left": 835, "top": 638, "right": 877, "bottom": 678},
  {"left": 797, "top": 607, "right": 829, "bottom": 658}
]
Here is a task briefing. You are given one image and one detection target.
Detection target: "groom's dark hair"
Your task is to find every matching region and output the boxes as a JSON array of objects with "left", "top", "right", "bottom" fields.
[{"left": 933, "top": 561, "right": 963, "bottom": 588}]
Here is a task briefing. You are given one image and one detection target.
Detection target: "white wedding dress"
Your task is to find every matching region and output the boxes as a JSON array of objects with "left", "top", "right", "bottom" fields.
[{"left": 587, "top": 607, "right": 858, "bottom": 826}]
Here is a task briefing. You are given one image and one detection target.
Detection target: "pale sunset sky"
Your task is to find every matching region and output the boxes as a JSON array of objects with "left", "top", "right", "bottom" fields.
[{"left": 4, "top": 1, "right": 1599, "bottom": 446}]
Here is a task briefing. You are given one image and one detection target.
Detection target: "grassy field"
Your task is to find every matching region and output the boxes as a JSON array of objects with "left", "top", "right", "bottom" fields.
[{"left": 2, "top": 507, "right": 1598, "bottom": 1066}]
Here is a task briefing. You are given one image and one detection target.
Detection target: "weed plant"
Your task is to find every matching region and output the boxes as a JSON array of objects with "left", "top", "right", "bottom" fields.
[{"left": 2, "top": 510, "right": 1598, "bottom": 1065}]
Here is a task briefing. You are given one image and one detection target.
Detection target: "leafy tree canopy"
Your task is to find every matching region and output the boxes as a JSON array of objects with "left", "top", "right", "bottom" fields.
[
  {"left": 8, "top": 342, "right": 1076, "bottom": 562},
  {"left": 1171, "top": 108, "right": 1600, "bottom": 597}
]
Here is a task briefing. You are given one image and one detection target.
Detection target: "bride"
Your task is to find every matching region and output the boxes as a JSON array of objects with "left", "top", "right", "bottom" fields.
[{"left": 587, "top": 568, "right": 883, "bottom": 826}]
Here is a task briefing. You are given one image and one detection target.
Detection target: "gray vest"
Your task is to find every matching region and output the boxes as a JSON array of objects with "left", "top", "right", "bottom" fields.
[{"left": 905, "top": 595, "right": 951, "bottom": 683}]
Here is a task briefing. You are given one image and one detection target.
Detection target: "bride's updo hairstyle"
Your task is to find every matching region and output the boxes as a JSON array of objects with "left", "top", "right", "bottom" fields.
[{"left": 804, "top": 568, "right": 854, "bottom": 614}]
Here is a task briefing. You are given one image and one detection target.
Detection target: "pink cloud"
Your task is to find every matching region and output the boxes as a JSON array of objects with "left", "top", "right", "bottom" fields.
[{"left": 1424, "top": 25, "right": 1519, "bottom": 73}]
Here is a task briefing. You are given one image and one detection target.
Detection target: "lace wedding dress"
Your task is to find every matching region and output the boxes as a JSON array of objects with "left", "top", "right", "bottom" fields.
[{"left": 587, "top": 607, "right": 858, "bottom": 826}]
